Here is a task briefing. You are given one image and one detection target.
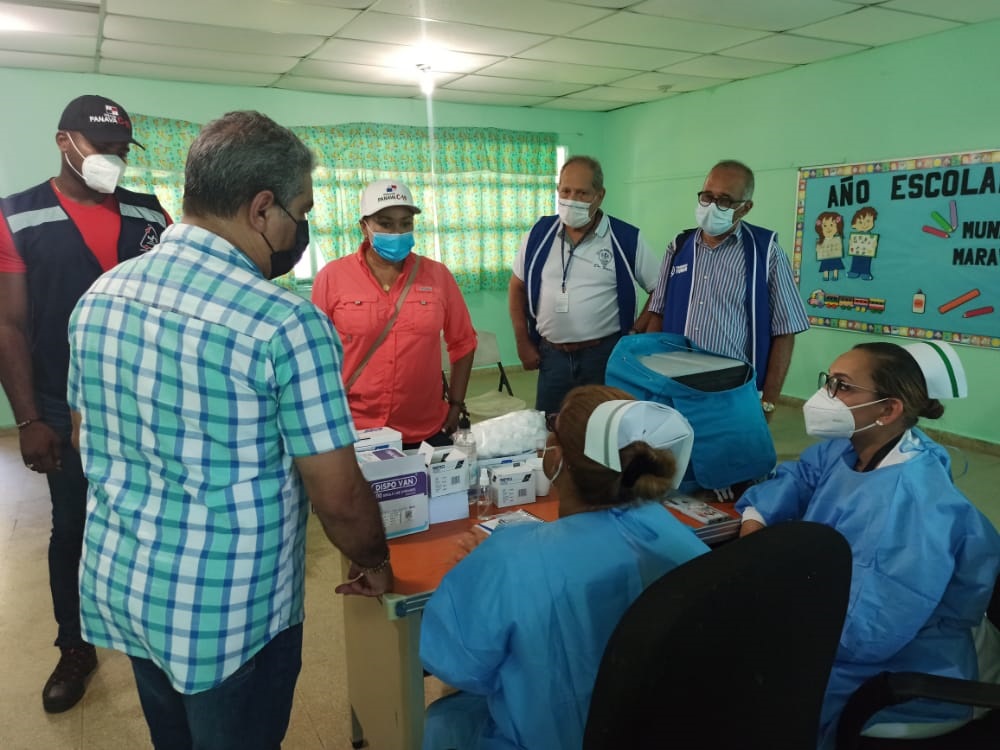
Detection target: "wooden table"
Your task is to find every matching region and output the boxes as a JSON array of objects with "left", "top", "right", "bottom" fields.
[{"left": 341, "top": 493, "right": 737, "bottom": 749}]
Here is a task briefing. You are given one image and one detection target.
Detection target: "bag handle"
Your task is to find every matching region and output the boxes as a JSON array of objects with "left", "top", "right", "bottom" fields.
[{"left": 345, "top": 256, "right": 422, "bottom": 390}]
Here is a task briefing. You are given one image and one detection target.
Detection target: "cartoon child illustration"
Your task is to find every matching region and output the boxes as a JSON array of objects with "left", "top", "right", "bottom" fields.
[
  {"left": 815, "top": 211, "right": 844, "bottom": 281},
  {"left": 847, "top": 206, "right": 879, "bottom": 281}
]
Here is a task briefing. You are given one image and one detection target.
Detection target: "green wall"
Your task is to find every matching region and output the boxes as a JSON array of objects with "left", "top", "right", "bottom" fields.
[
  {"left": 601, "top": 19, "right": 1000, "bottom": 443},
  {"left": 3, "top": 17, "right": 999, "bottom": 442},
  {"left": 0, "top": 68, "right": 604, "bottom": 426}
]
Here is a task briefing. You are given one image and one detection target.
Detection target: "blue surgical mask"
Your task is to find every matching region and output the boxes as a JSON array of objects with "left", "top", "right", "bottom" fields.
[
  {"left": 370, "top": 231, "right": 415, "bottom": 263},
  {"left": 695, "top": 202, "right": 737, "bottom": 236}
]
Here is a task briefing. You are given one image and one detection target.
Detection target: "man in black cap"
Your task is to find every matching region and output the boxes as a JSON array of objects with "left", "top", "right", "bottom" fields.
[{"left": 0, "top": 94, "right": 170, "bottom": 713}]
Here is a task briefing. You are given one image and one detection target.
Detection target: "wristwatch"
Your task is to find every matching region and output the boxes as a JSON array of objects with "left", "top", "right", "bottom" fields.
[{"left": 761, "top": 400, "right": 776, "bottom": 414}]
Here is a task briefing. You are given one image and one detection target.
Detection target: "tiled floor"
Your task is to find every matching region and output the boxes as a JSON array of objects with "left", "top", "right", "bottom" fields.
[{"left": 2, "top": 367, "right": 998, "bottom": 749}]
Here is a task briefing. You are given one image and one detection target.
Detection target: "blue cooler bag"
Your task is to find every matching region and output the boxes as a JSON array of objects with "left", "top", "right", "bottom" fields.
[{"left": 605, "top": 333, "right": 776, "bottom": 491}]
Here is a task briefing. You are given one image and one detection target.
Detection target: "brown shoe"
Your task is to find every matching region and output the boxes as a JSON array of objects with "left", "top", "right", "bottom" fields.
[{"left": 42, "top": 644, "right": 98, "bottom": 713}]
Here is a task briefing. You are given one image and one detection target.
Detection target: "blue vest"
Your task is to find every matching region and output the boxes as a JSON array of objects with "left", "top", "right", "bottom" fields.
[
  {"left": 522, "top": 214, "right": 640, "bottom": 342},
  {"left": 0, "top": 182, "right": 169, "bottom": 402},
  {"left": 660, "top": 222, "right": 774, "bottom": 391}
]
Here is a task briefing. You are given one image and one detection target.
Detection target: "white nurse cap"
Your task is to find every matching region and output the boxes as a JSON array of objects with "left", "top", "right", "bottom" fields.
[
  {"left": 903, "top": 341, "right": 967, "bottom": 399},
  {"left": 584, "top": 400, "right": 694, "bottom": 489}
]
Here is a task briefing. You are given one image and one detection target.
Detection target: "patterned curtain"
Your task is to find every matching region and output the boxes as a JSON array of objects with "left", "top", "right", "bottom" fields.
[{"left": 122, "top": 115, "right": 557, "bottom": 292}]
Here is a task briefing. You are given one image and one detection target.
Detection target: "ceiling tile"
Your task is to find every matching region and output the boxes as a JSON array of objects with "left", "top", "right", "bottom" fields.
[
  {"left": 882, "top": 0, "right": 1000, "bottom": 24},
  {"left": 662, "top": 54, "right": 792, "bottom": 79},
  {"left": 106, "top": 0, "right": 358, "bottom": 35},
  {"left": 793, "top": 7, "right": 959, "bottom": 46},
  {"left": 370, "top": 0, "right": 612, "bottom": 35},
  {"left": 477, "top": 57, "right": 637, "bottom": 85},
  {"left": 723, "top": 33, "right": 867, "bottom": 64},
  {"left": 571, "top": 11, "right": 770, "bottom": 53},
  {"left": 0, "top": 49, "right": 93, "bottom": 72},
  {"left": 630, "top": 0, "right": 850, "bottom": 32},
  {"left": 291, "top": 58, "right": 461, "bottom": 87},
  {"left": 521, "top": 37, "right": 696, "bottom": 69},
  {"left": 276, "top": 75, "right": 417, "bottom": 97},
  {"left": 443, "top": 74, "right": 584, "bottom": 97},
  {"left": 537, "top": 97, "right": 624, "bottom": 111},
  {"left": 613, "top": 70, "right": 726, "bottom": 92},
  {"left": 429, "top": 89, "right": 553, "bottom": 107},
  {"left": 0, "top": 31, "right": 96, "bottom": 56},
  {"left": 563, "top": 85, "right": 663, "bottom": 103},
  {"left": 335, "top": 11, "right": 550, "bottom": 56},
  {"left": 101, "top": 15, "right": 326, "bottom": 56},
  {"left": 99, "top": 59, "right": 279, "bottom": 86},
  {"left": 310, "top": 37, "right": 500, "bottom": 74},
  {"left": 101, "top": 40, "right": 299, "bottom": 74},
  {"left": 0, "top": 3, "right": 97, "bottom": 35}
]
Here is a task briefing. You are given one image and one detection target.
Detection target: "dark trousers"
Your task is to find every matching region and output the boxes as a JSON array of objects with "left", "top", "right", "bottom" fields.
[
  {"left": 130, "top": 624, "right": 303, "bottom": 750},
  {"left": 535, "top": 334, "right": 621, "bottom": 415},
  {"left": 39, "top": 394, "right": 88, "bottom": 648}
]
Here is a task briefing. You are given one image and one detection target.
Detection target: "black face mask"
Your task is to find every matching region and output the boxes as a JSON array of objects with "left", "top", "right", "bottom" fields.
[{"left": 263, "top": 203, "right": 310, "bottom": 280}]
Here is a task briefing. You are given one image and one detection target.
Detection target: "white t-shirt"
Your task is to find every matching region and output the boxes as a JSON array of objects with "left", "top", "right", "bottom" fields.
[{"left": 512, "top": 214, "right": 658, "bottom": 344}]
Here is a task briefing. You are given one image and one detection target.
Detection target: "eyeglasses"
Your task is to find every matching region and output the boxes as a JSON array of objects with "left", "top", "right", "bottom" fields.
[
  {"left": 545, "top": 412, "right": 559, "bottom": 434},
  {"left": 818, "top": 372, "right": 881, "bottom": 399},
  {"left": 697, "top": 191, "right": 747, "bottom": 211}
]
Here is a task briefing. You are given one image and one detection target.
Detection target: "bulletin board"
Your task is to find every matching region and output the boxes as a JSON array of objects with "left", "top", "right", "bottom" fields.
[{"left": 793, "top": 148, "right": 1000, "bottom": 349}]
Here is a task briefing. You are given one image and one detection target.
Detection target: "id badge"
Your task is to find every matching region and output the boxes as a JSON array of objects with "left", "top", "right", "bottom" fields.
[{"left": 555, "top": 289, "right": 570, "bottom": 313}]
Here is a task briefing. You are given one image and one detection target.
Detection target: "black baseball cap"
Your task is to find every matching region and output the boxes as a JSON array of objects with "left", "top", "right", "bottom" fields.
[{"left": 58, "top": 94, "right": 145, "bottom": 149}]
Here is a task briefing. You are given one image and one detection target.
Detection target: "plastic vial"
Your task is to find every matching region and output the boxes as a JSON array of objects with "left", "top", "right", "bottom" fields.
[{"left": 451, "top": 413, "right": 479, "bottom": 512}]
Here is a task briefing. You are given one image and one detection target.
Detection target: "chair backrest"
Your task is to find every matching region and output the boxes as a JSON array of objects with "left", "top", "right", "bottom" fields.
[{"left": 583, "top": 521, "right": 852, "bottom": 750}]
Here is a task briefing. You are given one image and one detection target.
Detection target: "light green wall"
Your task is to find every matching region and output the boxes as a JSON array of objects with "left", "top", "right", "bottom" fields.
[
  {"left": 0, "top": 68, "right": 604, "bottom": 426},
  {"left": 601, "top": 19, "right": 1000, "bottom": 443}
]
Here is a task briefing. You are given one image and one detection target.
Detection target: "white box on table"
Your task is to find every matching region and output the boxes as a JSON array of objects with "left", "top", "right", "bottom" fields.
[
  {"left": 479, "top": 450, "right": 537, "bottom": 471},
  {"left": 428, "top": 490, "right": 470, "bottom": 525},
  {"left": 419, "top": 442, "right": 471, "bottom": 498},
  {"left": 354, "top": 426, "right": 403, "bottom": 454},
  {"left": 487, "top": 463, "right": 536, "bottom": 509},
  {"left": 358, "top": 447, "right": 429, "bottom": 538}
]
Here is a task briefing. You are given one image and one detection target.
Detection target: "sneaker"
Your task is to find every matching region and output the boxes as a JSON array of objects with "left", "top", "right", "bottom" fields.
[{"left": 42, "top": 643, "right": 98, "bottom": 713}]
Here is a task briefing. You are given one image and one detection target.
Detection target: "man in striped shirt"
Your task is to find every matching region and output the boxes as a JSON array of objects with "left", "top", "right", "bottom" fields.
[
  {"left": 643, "top": 160, "right": 809, "bottom": 419},
  {"left": 67, "top": 111, "right": 391, "bottom": 749}
]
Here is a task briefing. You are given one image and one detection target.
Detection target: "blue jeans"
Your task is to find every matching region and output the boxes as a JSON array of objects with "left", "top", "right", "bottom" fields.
[
  {"left": 38, "top": 393, "right": 88, "bottom": 648},
  {"left": 130, "top": 624, "right": 303, "bottom": 750},
  {"left": 535, "top": 334, "right": 622, "bottom": 414}
]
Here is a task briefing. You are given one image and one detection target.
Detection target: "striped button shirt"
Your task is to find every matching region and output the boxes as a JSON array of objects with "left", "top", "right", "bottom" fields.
[
  {"left": 648, "top": 225, "right": 809, "bottom": 363},
  {"left": 67, "top": 223, "right": 356, "bottom": 693}
]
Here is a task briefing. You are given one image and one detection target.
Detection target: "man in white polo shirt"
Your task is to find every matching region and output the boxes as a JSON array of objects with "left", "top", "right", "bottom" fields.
[{"left": 509, "top": 155, "right": 659, "bottom": 414}]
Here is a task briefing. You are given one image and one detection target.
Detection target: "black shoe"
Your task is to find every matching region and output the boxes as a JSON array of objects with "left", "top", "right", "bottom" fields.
[{"left": 42, "top": 643, "right": 98, "bottom": 713}]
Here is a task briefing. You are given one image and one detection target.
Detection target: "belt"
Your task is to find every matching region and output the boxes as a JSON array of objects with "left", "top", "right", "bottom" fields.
[{"left": 542, "top": 335, "right": 611, "bottom": 353}]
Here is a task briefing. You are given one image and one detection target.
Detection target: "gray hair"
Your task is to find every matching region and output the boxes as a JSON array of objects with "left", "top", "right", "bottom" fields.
[
  {"left": 561, "top": 155, "right": 604, "bottom": 192},
  {"left": 183, "top": 111, "right": 314, "bottom": 218},
  {"left": 712, "top": 159, "right": 755, "bottom": 200}
]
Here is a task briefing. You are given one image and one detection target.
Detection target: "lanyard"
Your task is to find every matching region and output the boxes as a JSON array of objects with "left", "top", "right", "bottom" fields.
[{"left": 560, "top": 230, "right": 576, "bottom": 293}]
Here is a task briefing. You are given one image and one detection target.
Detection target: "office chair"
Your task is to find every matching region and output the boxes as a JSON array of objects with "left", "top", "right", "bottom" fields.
[
  {"left": 583, "top": 521, "right": 852, "bottom": 750},
  {"left": 835, "top": 575, "right": 1000, "bottom": 749}
]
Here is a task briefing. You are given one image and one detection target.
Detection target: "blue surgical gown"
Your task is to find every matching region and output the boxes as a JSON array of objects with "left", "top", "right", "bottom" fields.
[
  {"left": 419, "top": 501, "right": 709, "bottom": 750},
  {"left": 736, "top": 428, "right": 1000, "bottom": 747}
]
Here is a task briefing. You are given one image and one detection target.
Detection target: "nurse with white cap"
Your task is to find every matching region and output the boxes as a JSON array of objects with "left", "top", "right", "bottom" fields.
[
  {"left": 737, "top": 341, "right": 1000, "bottom": 748},
  {"left": 419, "top": 385, "right": 708, "bottom": 750}
]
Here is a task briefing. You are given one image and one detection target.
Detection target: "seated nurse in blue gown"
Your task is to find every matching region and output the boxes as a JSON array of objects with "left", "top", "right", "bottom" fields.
[
  {"left": 736, "top": 341, "right": 1000, "bottom": 748},
  {"left": 419, "top": 385, "right": 710, "bottom": 750}
]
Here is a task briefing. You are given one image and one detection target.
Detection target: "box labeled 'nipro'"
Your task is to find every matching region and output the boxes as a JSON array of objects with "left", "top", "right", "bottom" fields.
[
  {"left": 419, "top": 442, "right": 470, "bottom": 498},
  {"left": 487, "top": 463, "right": 536, "bottom": 509}
]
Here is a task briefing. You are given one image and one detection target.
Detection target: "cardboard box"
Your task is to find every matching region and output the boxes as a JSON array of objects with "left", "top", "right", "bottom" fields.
[
  {"left": 429, "top": 490, "right": 470, "bottom": 525},
  {"left": 354, "top": 426, "right": 403, "bottom": 454},
  {"left": 487, "top": 463, "right": 536, "bottom": 509},
  {"left": 358, "top": 448, "right": 429, "bottom": 538},
  {"left": 419, "top": 442, "right": 471, "bottom": 498}
]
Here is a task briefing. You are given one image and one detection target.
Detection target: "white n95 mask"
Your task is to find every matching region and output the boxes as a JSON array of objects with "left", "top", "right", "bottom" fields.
[
  {"left": 66, "top": 134, "right": 126, "bottom": 194},
  {"left": 802, "top": 388, "right": 886, "bottom": 439},
  {"left": 557, "top": 198, "right": 593, "bottom": 229}
]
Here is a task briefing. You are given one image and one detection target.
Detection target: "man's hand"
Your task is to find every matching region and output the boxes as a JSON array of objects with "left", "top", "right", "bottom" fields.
[
  {"left": 740, "top": 519, "right": 765, "bottom": 538},
  {"left": 20, "top": 420, "right": 62, "bottom": 473},
  {"left": 335, "top": 563, "right": 394, "bottom": 597},
  {"left": 515, "top": 339, "right": 541, "bottom": 371}
]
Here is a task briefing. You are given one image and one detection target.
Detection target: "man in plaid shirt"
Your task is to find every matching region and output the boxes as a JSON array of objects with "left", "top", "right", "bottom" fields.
[{"left": 67, "top": 111, "right": 391, "bottom": 749}]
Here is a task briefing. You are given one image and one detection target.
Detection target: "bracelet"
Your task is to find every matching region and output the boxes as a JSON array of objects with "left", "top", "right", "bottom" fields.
[
  {"left": 356, "top": 549, "right": 391, "bottom": 576},
  {"left": 447, "top": 398, "right": 465, "bottom": 409},
  {"left": 16, "top": 418, "right": 39, "bottom": 430}
]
